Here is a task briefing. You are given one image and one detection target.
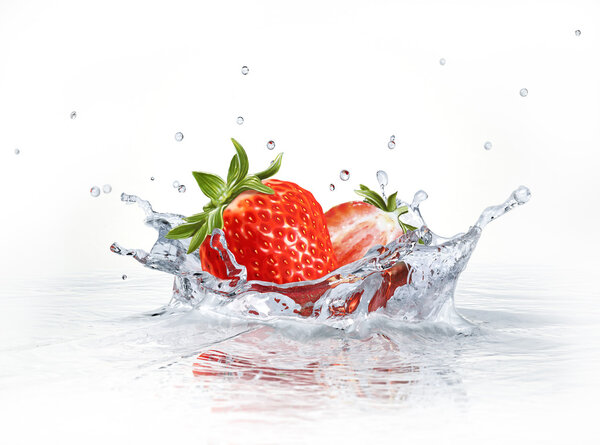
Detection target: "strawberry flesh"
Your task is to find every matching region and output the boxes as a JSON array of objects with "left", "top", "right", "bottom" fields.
[{"left": 324, "top": 201, "right": 404, "bottom": 267}]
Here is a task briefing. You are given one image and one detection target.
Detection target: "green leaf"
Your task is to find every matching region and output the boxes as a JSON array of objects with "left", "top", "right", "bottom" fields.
[
  {"left": 192, "top": 171, "right": 227, "bottom": 202},
  {"left": 187, "top": 224, "right": 209, "bottom": 254},
  {"left": 362, "top": 197, "right": 382, "bottom": 208},
  {"left": 359, "top": 184, "right": 369, "bottom": 191},
  {"left": 184, "top": 212, "right": 208, "bottom": 223},
  {"left": 226, "top": 154, "right": 240, "bottom": 184},
  {"left": 386, "top": 192, "right": 398, "bottom": 212},
  {"left": 232, "top": 176, "right": 274, "bottom": 195},
  {"left": 165, "top": 221, "right": 204, "bottom": 239},
  {"left": 355, "top": 189, "right": 387, "bottom": 210},
  {"left": 254, "top": 153, "right": 283, "bottom": 180},
  {"left": 397, "top": 205, "right": 409, "bottom": 216},
  {"left": 206, "top": 205, "right": 225, "bottom": 233},
  {"left": 230, "top": 138, "right": 249, "bottom": 183}
]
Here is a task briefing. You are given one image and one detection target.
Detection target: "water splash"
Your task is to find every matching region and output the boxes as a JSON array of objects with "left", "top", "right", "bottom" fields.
[
  {"left": 475, "top": 186, "right": 531, "bottom": 229},
  {"left": 111, "top": 187, "right": 530, "bottom": 331}
]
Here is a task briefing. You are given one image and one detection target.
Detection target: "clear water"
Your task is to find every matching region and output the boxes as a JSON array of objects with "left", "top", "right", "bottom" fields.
[
  {"left": 2, "top": 188, "right": 597, "bottom": 443},
  {"left": 1, "top": 266, "right": 597, "bottom": 443}
]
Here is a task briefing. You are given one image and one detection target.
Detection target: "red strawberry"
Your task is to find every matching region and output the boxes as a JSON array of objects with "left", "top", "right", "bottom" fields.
[
  {"left": 166, "top": 139, "right": 338, "bottom": 284},
  {"left": 325, "top": 184, "right": 416, "bottom": 266}
]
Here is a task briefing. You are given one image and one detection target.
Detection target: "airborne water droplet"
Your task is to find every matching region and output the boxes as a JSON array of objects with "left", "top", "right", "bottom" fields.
[
  {"left": 513, "top": 186, "right": 531, "bottom": 204},
  {"left": 376, "top": 170, "right": 388, "bottom": 187},
  {"left": 122, "top": 274, "right": 127, "bottom": 280},
  {"left": 90, "top": 186, "right": 100, "bottom": 197},
  {"left": 329, "top": 184, "right": 335, "bottom": 191},
  {"left": 520, "top": 88, "right": 528, "bottom": 97},
  {"left": 102, "top": 184, "right": 112, "bottom": 194},
  {"left": 340, "top": 170, "right": 350, "bottom": 181},
  {"left": 14, "top": 148, "right": 20, "bottom": 155},
  {"left": 241, "top": 66, "right": 249, "bottom": 75},
  {"left": 178, "top": 184, "right": 186, "bottom": 193},
  {"left": 267, "top": 140, "right": 275, "bottom": 150},
  {"left": 173, "top": 180, "right": 180, "bottom": 188},
  {"left": 174, "top": 132, "right": 184, "bottom": 142},
  {"left": 484, "top": 141, "right": 493, "bottom": 151},
  {"left": 388, "top": 135, "right": 396, "bottom": 149},
  {"left": 70, "top": 111, "right": 77, "bottom": 119},
  {"left": 150, "top": 177, "right": 155, "bottom": 181},
  {"left": 439, "top": 58, "right": 446, "bottom": 66},
  {"left": 237, "top": 116, "right": 244, "bottom": 125},
  {"left": 575, "top": 30, "right": 581, "bottom": 36}
]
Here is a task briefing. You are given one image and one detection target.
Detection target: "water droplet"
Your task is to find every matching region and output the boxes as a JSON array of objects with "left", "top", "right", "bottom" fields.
[
  {"left": 90, "top": 186, "right": 100, "bottom": 197},
  {"left": 575, "top": 29, "right": 581, "bottom": 36},
  {"left": 178, "top": 184, "right": 186, "bottom": 193},
  {"left": 172, "top": 180, "right": 180, "bottom": 188},
  {"left": 339, "top": 170, "right": 350, "bottom": 181},
  {"left": 484, "top": 141, "right": 493, "bottom": 151},
  {"left": 236, "top": 116, "right": 244, "bottom": 125},
  {"left": 513, "top": 186, "right": 531, "bottom": 204},
  {"left": 70, "top": 111, "right": 77, "bottom": 119},
  {"left": 14, "top": 148, "right": 20, "bottom": 155},
  {"left": 122, "top": 274, "right": 127, "bottom": 280},
  {"left": 421, "top": 230, "right": 433, "bottom": 245},
  {"left": 241, "top": 66, "right": 249, "bottom": 75},
  {"left": 102, "top": 184, "right": 112, "bottom": 194},
  {"left": 174, "top": 132, "right": 184, "bottom": 142},
  {"left": 329, "top": 184, "right": 335, "bottom": 191},
  {"left": 376, "top": 170, "right": 388, "bottom": 187},
  {"left": 412, "top": 190, "right": 428, "bottom": 207},
  {"left": 520, "top": 88, "right": 528, "bottom": 97},
  {"left": 266, "top": 140, "right": 275, "bottom": 150},
  {"left": 388, "top": 140, "right": 396, "bottom": 149},
  {"left": 439, "top": 58, "right": 446, "bottom": 66},
  {"left": 150, "top": 176, "right": 155, "bottom": 181},
  {"left": 390, "top": 135, "right": 395, "bottom": 141}
]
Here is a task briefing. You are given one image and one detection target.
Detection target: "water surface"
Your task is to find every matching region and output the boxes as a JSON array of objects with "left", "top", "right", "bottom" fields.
[{"left": 0, "top": 265, "right": 597, "bottom": 444}]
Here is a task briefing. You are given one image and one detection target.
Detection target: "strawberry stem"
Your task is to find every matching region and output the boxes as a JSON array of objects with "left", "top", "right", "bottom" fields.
[
  {"left": 166, "top": 139, "right": 284, "bottom": 253},
  {"left": 354, "top": 184, "right": 418, "bottom": 236}
]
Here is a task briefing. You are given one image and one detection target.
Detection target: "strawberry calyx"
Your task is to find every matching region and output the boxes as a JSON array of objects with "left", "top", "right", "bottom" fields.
[
  {"left": 166, "top": 138, "right": 283, "bottom": 253},
  {"left": 354, "top": 184, "right": 418, "bottom": 234}
]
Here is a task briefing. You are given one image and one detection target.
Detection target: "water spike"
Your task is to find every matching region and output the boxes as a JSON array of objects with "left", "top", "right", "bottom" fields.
[
  {"left": 475, "top": 186, "right": 531, "bottom": 229},
  {"left": 120, "top": 193, "right": 155, "bottom": 217},
  {"left": 411, "top": 190, "right": 428, "bottom": 208}
]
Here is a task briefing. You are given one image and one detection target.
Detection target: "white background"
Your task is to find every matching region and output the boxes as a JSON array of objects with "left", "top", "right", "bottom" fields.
[
  {"left": 1, "top": 0, "right": 599, "bottom": 276},
  {"left": 1, "top": 2, "right": 600, "bottom": 444}
]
